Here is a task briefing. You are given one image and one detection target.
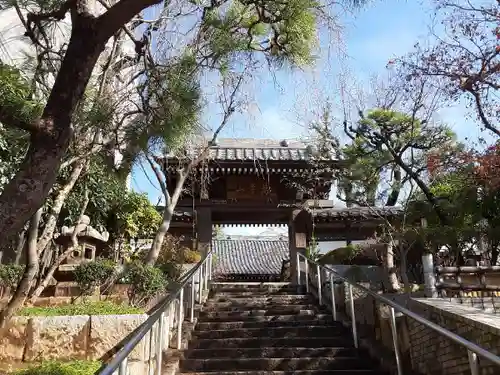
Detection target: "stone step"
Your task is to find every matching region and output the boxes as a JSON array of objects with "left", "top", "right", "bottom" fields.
[
  {"left": 180, "top": 357, "right": 377, "bottom": 372},
  {"left": 202, "top": 304, "right": 326, "bottom": 312},
  {"left": 193, "top": 325, "right": 348, "bottom": 340},
  {"left": 211, "top": 282, "right": 293, "bottom": 288},
  {"left": 210, "top": 295, "right": 312, "bottom": 303},
  {"left": 212, "top": 286, "right": 305, "bottom": 295},
  {"left": 184, "top": 347, "right": 363, "bottom": 359},
  {"left": 210, "top": 283, "right": 301, "bottom": 294},
  {"left": 196, "top": 317, "right": 335, "bottom": 330},
  {"left": 180, "top": 371, "right": 385, "bottom": 375},
  {"left": 203, "top": 301, "right": 319, "bottom": 310},
  {"left": 199, "top": 308, "right": 322, "bottom": 319},
  {"left": 214, "top": 290, "right": 306, "bottom": 297},
  {"left": 190, "top": 337, "right": 354, "bottom": 349},
  {"left": 198, "top": 313, "right": 332, "bottom": 323}
]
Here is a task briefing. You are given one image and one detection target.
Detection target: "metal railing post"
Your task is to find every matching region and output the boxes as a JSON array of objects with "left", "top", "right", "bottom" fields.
[
  {"left": 177, "top": 288, "right": 184, "bottom": 349},
  {"left": 468, "top": 350, "right": 479, "bottom": 375},
  {"left": 203, "top": 261, "right": 208, "bottom": 294},
  {"left": 118, "top": 357, "right": 128, "bottom": 375},
  {"left": 190, "top": 277, "right": 195, "bottom": 323},
  {"left": 330, "top": 273, "right": 337, "bottom": 320},
  {"left": 389, "top": 307, "right": 403, "bottom": 375},
  {"left": 208, "top": 254, "right": 212, "bottom": 281},
  {"left": 156, "top": 312, "right": 164, "bottom": 375},
  {"left": 305, "top": 258, "right": 309, "bottom": 293},
  {"left": 197, "top": 267, "right": 203, "bottom": 303},
  {"left": 95, "top": 251, "right": 500, "bottom": 375},
  {"left": 316, "top": 264, "right": 322, "bottom": 305},
  {"left": 165, "top": 305, "right": 172, "bottom": 349},
  {"left": 296, "top": 252, "right": 301, "bottom": 285},
  {"left": 348, "top": 284, "right": 358, "bottom": 348}
]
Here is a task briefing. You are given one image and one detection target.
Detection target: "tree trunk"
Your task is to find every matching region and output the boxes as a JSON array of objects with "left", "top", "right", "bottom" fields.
[
  {"left": 32, "top": 243, "right": 56, "bottom": 294},
  {"left": 0, "top": 234, "right": 16, "bottom": 264},
  {"left": 390, "top": 151, "right": 447, "bottom": 224},
  {"left": 0, "top": 226, "right": 27, "bottom": 264},
  {"left": 145, "top": 206, "right": 173, "bottom": 266},
  {"left": 386, "top": 166, "right": 401, "bottom": 206},
  {"left": 36, "top": 160, "right": 87, "bottom": 253},
  {"left": 399, "top": 247, "right": 411, "bottom": 293},
  {"left": 0, "top": 20, "right": 106, "bottom": 241},
  {"left": 14, "top": 229, "right": 27, "bottom": 265},
  {"left": 29, "top": 248, "right": 74, "bottom": 302},
  {"left": 491, "top": 242, "right": 500, "bottom": 266},
  {"left": 30, "top": 189, "right": 90, "bottom": 302},
  {"left": 0, "top": 208, "right": 42, "bottom": 329},
  {"left": 385, "top": 240, "right": 400, "bottom": 292}
]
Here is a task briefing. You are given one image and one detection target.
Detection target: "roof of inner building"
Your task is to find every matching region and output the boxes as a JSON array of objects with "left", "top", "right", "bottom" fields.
[
  {"left": 212, "top": 237, "right": 289, "bottom": 277},
  {"left": 311, "top": 206, "right": 404, "bottom": 221}
]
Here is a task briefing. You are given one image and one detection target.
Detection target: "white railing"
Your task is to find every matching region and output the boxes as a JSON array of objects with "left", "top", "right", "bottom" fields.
[
  {"left": 95, "top": 250, "right": 214, "bottom": 375},
  {"left": 297, "top": 252, "right": 500, "bottom": 375}
]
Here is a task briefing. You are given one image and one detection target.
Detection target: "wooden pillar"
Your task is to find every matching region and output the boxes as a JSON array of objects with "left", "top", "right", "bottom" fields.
[
  {"left": 345, "top": 223, "right": 352, "bottom": 246},
  {"left": 290, "top": 209, "right": 311, "bottom": 284},
  {"left": 197, "top": 208, "right": 212, "bottom": 255}
]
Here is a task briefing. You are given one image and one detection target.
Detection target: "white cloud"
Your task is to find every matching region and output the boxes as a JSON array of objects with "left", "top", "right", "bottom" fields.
[{"left": 256, "top": 108, "right": 306, "bottom": 139}]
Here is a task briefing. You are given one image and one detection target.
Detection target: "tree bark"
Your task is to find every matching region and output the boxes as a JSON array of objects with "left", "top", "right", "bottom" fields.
[
  {"left": 0, "top": 208, "right": 42, "bottom": 329},
  {"left": 0, "top": 11, "right": 107, "bottom": 240},
  {"left": 146, "top": 206, "right": 173, "bottom": 266},
  {"left": 29, "top": 248, "right": 73, "bottom": 302},
  {"left": 399, "top": 247, "right": 411, "bottom": 293},
  {"left": 388, "top": 148, "right": 448, "bottom": 224},
  {"left": 14, "top": 229, "right": 27, "bottom": 265},
  {"left": 386, "top": 166, "right": 401, "bottom": 206},
  {"left": 36, "top": 160, "right": 87, "bottom": 253},
  {"left": 0, "top": 234, "right": 17, "bottom": 264},
  {"left": 385, "top": 240, "right": 400, "bottom": 292},
  {"left": 145, "top": 156, "right": 189, "bottom": 266},
  {"left": 30, "top": 190, "right": 90, "bottom": 302}
]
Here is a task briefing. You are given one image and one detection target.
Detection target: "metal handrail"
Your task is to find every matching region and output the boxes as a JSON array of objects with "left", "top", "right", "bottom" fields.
[
  {"left": 96, "top": 249, "right": 214, "bottom": 375},
  {"left": 297, "top": 252, "right": 500, "bottom": 375}
]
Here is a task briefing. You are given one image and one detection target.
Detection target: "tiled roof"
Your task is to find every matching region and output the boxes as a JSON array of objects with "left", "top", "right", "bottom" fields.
[
  {"left": 207, "top": 138, "right": 310, "bottom": 161},
  {"left": 212, "top": 238, "right": 289, "bottom": 277},
  {"left": 312, "top": 206, "right": 403, "bottom": 221}
]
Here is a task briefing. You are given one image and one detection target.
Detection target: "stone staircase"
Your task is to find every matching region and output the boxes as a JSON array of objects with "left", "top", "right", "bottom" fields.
[{"left": 178, "top": 282, "right": 388, "bottom": 375}]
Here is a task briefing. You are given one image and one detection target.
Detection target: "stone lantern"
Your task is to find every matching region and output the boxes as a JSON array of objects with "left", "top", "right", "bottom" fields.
[{"left": 51, "top": 216, "right": 110, "bottom": 295}]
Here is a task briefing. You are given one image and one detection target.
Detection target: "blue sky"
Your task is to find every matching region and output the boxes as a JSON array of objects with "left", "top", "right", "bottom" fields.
[{"left": 130, "top": 0, "right": 488, "bottom": 236}]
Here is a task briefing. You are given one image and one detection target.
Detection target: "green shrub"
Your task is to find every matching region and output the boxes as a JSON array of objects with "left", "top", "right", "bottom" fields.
[
  {"left": 126, "top": 262, "right": 166, "bottom": 306},
  {"left": 0, "top": 264, "right": 24, "bottom": 288},
  {"left": 182, "top": 249, "right": 202, "bottom": 264},
  {"left": 13, "top": 360, "right": 101, "bottom": 375},
  {"left": 318, "top": 244, "right": 362, "bottom": 265},
  {"left": 18, "top": 301, "right": 143, "bottom": 317},
  {"left": 158, "top": 262, "right": 183, "bottom": 280},
  {"left": 73, "top": 258, "right": 116, "bottom": 295}
]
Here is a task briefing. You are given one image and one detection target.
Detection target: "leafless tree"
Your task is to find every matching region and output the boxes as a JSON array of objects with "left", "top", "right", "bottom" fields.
[
  {"left": 399, "top": 0, "right": 500, "bottom": 137},
  {"left": 144, "top": 70, "right": 248, "bottom": 265}
]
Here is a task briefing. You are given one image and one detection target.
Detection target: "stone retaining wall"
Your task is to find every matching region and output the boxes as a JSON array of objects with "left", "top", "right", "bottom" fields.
[
  {"left": 306, "top": 266, "right": 500, "bottom": 375},
  {"left": 345, "top": 293, "right": 500, "bottom": 375},
  {"left": 0, "top": 314, "right": 150, "bottom": 364},
  {"left": 407, "top": 299, "right": 500, "bottom": 375}
]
